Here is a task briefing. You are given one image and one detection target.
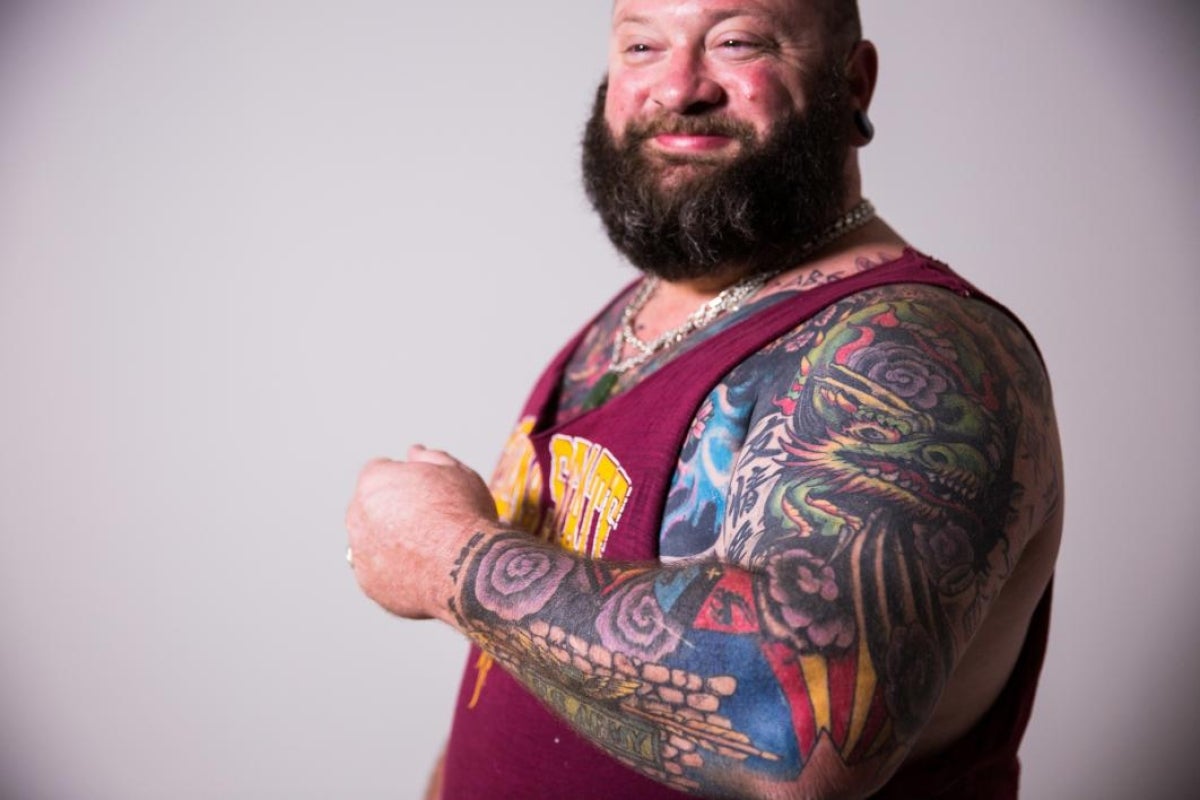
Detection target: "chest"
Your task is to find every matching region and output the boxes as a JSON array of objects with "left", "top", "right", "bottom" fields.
[{"left": 489, "top": 313, "right": 769, "bottom": 566}]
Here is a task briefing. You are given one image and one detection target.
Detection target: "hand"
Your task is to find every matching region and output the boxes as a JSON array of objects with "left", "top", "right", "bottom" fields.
[{"left": 345, "top": 445, "right": 500, "bottom": 622}]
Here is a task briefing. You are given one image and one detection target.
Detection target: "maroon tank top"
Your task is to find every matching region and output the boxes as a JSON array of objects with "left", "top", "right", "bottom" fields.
[{"left": 441, "top": 250, "right": 1052, "bottom": 799}]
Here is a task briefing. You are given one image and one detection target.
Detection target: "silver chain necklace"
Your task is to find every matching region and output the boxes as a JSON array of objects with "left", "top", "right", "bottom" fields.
[
  {"left": 613, "top": 198, "right": 875, "bottom": 373},
  {"left": 581, "top": 199, "right": 876, "bottom": 411}
]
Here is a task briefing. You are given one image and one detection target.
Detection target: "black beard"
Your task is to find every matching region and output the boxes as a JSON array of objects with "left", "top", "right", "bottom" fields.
[{"left": 581, "top": 66, "right": 851, "bottom": 282}]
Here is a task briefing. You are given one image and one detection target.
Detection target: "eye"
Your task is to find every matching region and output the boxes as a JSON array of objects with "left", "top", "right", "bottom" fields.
[
  {"left": 846, "top": 421, "right": 901, "bottom": 444},
  {"left": 620, "top": 39, "right": 660, "bottom": 63},
  {"left": 709, "top": 32, "right": 772, "bottom": 60}
]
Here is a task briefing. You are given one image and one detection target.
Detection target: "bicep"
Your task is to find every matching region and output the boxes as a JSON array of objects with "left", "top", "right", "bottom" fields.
[{"left": 717, "top": 289, "right": 1041, "bottom": 750}]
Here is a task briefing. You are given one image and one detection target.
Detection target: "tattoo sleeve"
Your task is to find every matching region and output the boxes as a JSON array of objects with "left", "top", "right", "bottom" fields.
[{"left": 450, "top": 287, "right": 1055, "bottom": 798}]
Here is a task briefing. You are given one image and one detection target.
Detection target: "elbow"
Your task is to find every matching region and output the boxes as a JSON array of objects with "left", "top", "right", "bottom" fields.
[
  {"left": 743, "top": 746, "right": 899, "bottom": 800},
  {"left": 694, "top": 706, "right": 904, "bottom": 800}
]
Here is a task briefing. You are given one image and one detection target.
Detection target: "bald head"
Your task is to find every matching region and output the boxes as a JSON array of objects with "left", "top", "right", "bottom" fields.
[
  {"left": 814, "top": 0, "right": 863, "bottom": 56},
  {"left": 608, "top": 0, "right": 862, "bottom": 49}
]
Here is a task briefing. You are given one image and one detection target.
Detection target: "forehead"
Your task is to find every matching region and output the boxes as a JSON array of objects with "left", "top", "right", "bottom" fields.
[{"left": 610, "top": 0, "right": 817, "bottom": 30}]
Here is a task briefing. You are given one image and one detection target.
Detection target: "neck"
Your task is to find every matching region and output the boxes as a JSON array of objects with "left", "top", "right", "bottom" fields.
[
  {"left": 653, "top": 194, "right": 888, "bottom": 294},
  {"left": 653, "top": 268, "right": 746, "bottom": 304}
]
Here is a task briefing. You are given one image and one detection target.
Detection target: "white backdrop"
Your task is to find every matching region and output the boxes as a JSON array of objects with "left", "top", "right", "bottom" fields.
[{"left": 1, "top": 1, "right": 1197, "bottom": 798}]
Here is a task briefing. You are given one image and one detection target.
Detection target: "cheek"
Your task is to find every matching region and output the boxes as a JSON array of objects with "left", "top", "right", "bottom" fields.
[
  {"left": 603, "top": 82, "right": 640, "bottom": 135},
  {"left": 738, "top": 84, "right": 793, "bottom": 116},
  {"left": 604, "top": 58, "right": 664, "bottom": 117},
  {"left": 725, "top": 70, "right": 803, "bottom": 119}
]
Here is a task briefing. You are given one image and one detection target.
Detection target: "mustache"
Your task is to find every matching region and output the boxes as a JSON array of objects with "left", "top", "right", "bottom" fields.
[{"left": 621, "top": 115, "right": 757, "bottom": 145}]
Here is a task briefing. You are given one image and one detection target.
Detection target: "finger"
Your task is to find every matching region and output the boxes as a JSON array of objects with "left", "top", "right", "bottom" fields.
[{"left": 408, "top": 444, "right": 461, "bottom": 467}]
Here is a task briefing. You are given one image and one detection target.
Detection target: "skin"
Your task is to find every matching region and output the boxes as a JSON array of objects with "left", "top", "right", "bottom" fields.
[
  {"left": 606, "top": 0, "right": 825, "bottom": 154},
  {"left": 346, "top": 2, "right": 1063, "bottom": 798},
  {"left": 602, "top": 0, "right": 882, "bottom": 307}
]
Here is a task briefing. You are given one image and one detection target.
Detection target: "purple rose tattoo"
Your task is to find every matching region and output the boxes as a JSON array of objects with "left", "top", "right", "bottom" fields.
[
  {"left": 473, "top": 538, "right": 574, "bottom": 622},
  {"left": 847, "top": 341, "right": 951, "bottom": 410},
  {"left": 596, "top": 579, "right": 684, "bottom": 662},
  {"left": 761, "top": 548, "right": 856, "bottom": 652}
]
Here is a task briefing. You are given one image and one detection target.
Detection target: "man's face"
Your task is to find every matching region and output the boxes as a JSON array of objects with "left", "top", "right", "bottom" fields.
[
  {"left": 583, "top": 0, "right": 852, "bottom": 281},
  {"left": 605, "top": 0, "right": 827, "bottom": 179}
]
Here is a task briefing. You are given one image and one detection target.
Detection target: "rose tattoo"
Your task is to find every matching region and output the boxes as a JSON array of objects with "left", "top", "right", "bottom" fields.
[
  {"left": 474, "top": 538, "right": 574, "bottom": 622},
  {"left": 760, "top": 548, "right": 856, "bottom": 653},
  {"left": 595, "top": 579, "right": 684, "bottom": 662},
  {"left": 846, "top": 340, "right": 952, "bottom": 411}
]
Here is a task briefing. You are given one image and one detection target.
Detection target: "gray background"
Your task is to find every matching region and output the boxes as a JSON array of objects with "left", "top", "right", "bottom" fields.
[{"left": 1, "top": 1, "right": 1197, "bottom": 798}]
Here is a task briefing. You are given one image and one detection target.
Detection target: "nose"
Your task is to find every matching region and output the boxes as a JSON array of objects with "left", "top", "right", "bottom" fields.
[{"left": 650, "top": 50, "right": 725, "bottom": 114}]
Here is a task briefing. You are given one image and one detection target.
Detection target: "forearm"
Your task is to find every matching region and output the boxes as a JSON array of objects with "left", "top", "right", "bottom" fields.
[{"left": 447, "top": 528, "right": 919, "bottom": 799}]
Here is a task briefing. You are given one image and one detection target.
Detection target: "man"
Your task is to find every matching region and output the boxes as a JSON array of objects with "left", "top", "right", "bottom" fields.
[{"left": 346, "top": 0, "right": 1062, "bottom": 797}]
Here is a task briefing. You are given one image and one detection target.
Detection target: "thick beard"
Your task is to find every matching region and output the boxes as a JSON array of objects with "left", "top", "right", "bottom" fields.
[{"left": 581, "top": 65, "right": 851, "bottom": 282}]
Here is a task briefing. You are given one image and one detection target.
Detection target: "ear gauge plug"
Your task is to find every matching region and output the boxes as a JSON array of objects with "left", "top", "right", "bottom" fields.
[{"left": 854, "top": 109, "right": 875, "bottom": 143}]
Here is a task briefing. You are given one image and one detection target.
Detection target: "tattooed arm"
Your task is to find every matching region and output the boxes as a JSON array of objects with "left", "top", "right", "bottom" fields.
[{"left": 348, "top": 285, "right": 1060, "bottom": 799}]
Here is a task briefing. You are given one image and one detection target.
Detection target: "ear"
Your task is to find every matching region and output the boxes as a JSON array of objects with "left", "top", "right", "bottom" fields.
[{"left": 845, "top": 39, "right": 879, "bottom": 147}]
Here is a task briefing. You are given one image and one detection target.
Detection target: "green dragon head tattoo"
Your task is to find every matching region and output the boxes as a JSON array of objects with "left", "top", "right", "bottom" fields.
[{"left": 765, "top": 301, "right": 1015, "bottom": 560}]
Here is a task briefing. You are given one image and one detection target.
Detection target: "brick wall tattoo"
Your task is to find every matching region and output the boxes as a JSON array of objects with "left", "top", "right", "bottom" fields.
[{"left": 451, "top": 545, "right": 789, "bottom": 793}]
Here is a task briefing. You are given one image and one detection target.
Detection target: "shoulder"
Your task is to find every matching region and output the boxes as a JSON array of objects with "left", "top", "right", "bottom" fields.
[
  {"left": 733, "top": 280, "right": 1052, "bottom": 439},
  {"left": 663, "top": 276, "right": 1060, "bottom": 567},
  {"left": 714, "top": 278, "right": 1060, "bottom": 557}
]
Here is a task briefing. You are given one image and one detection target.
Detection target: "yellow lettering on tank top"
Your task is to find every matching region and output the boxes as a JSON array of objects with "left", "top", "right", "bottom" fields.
[
  {"left": 488, "top": 417, "right": 544, "bottom": 535},
  {"left": 554, "top": 437, "right": 599, "bottom": 553},
  {"left": 591, "top": 454, "right": 630, "bottom": 558},
  {"left": 548, "top": 434, "right": 632, "bottom": 558}
]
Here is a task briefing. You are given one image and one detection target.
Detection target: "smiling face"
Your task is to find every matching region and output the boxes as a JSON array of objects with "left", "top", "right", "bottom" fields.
[
  {"left": 605, "top": 0, "right": 830, "bottom": 169},
  {"left": 582, "top": 0, "right": 862, "bottom": 281}
]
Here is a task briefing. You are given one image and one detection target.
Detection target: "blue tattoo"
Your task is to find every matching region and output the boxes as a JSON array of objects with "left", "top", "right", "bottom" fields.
[{"left": 660, "top": 375, "right": 759, "bottom": 559}]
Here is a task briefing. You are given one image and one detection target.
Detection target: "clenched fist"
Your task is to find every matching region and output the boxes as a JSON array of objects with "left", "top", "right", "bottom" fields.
[{"left": 345, "top": 445, "right": 501, "bottom": 622}]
